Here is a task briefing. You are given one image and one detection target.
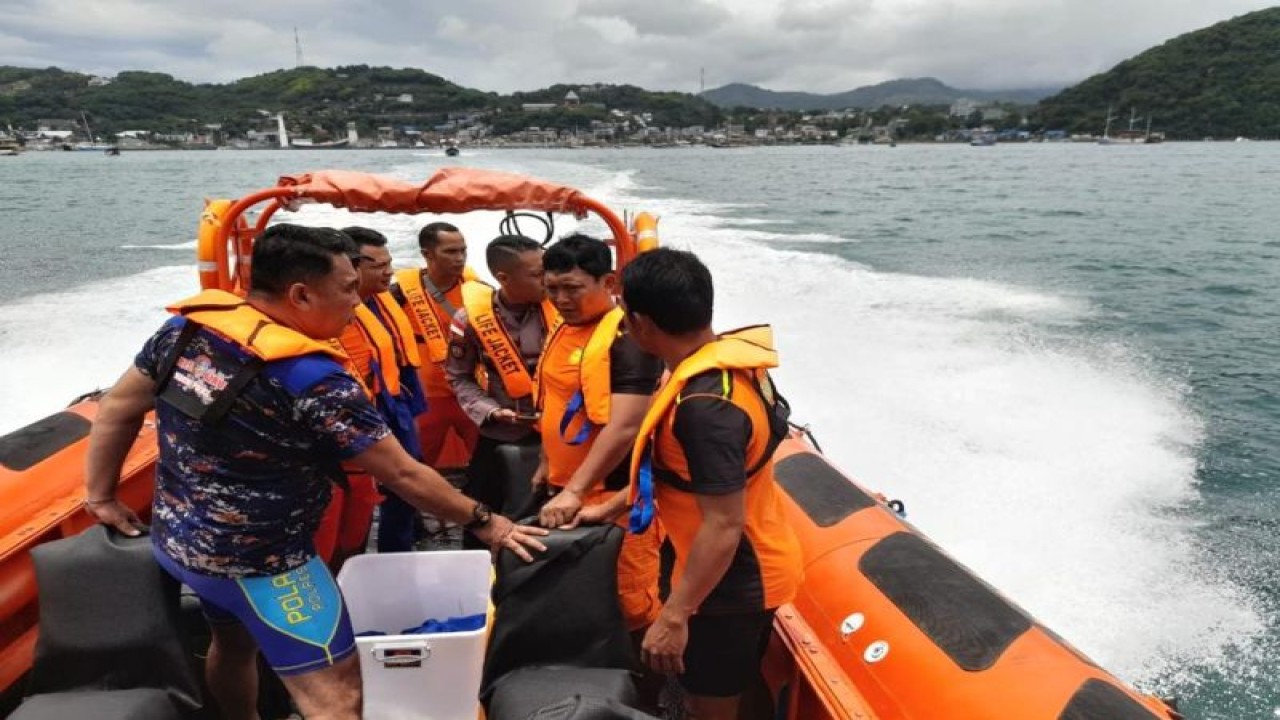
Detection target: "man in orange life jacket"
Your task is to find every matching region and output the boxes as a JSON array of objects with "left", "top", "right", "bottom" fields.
[
  {"left": 446, "top": 235, "right": 558, "bottom": 545},
  {"left": 572, "top": 248, "right": 802, "bottom": 720},
  {"left": 84, "top": 224, "right": 546, "bottom": 720},
  {"left": 387, "top": 221, "right": 480, "bottom": 551},
  {"left": 314, "top": 227, "right": 427, "bottom": 569},
  {"left": 534, "top": 234, "right": 664, "bottom": 632}
]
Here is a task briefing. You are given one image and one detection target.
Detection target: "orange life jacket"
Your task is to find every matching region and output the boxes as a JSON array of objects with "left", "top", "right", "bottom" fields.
[
  {"left": 395, "top": 269, "right": 469, "bottom": 398},
  {"left": 535, "top": 306, "right": 625, "bottom": 487},
  {"left": 168, "top": 290, "right": 351, "bottom": 365},
  {"left": 332, "top": 293, "right": 422, "bottom": 398},
  {"left": 461, "top": 282, "right": 559, "bottom": 400},
  {"left": 626, "top": 325, "right": 801, "bottom": 610}
]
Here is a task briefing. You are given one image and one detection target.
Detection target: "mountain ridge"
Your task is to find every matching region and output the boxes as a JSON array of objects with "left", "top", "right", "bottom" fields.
[{"left": 701, "top": 77, "right": 1061, "bottom": 110}]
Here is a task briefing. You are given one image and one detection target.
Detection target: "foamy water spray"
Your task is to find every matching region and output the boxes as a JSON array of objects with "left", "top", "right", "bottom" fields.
[{"left": 621, "top": 181, "right": 1261, "bottom": 690}]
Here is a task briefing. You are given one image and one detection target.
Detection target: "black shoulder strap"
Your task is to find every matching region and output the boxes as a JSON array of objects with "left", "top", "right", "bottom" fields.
[
  {"left": 153, "top": 319, "right": 203, "bottom": 396},
  {"left": 422, "top": 274, "right": 460, "bottom": 318},
  {"left": 745, "top": 370, "right": 791, "bottom": 478},
  {"left": 201, "top": 356, "right": 265, "bottom": 425},
  {"left": 152, "top": 318, "right": 266, "bottom": 426}
]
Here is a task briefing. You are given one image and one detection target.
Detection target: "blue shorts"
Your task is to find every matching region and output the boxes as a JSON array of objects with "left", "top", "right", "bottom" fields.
[{"left": 154, "top": 547, "right": 356, "bottom": 676}]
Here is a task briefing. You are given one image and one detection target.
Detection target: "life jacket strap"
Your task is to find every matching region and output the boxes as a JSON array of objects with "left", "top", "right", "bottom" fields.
[
  {"left": 745, "top": 370, "right": 791, "bottom": 478},
  {"left": 153, "top": 318, "right": 201, "bottom": 397},
  {"left": 559, "top": 389, "right": 595, "bottom": 446},
  {"left": 153, "top": 318, "right": 266, "bottom": 425},
  {"left": 628, "top": 449, "right": 656, "bottom": 534},
  {"left": 203, "top": 356, "right": 265, "bottom": 425},
  {"left": 422, "top": 275, "right": 460, "bottom": 319}
]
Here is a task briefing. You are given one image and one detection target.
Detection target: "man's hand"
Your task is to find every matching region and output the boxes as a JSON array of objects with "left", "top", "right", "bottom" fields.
[
  {"left": 538, "top": 487, "right": 582, "bottom": 528},
  {"left": 472, "top": 515, "right": 548, "bottom": 562},
  {"left": 85, "top": 367, "right": 154, "bottom": 537},
  {"left": 530, "top": 455, "right": 549, "bottom": 494},
  {"left": 641, "top": 607, "right": 690, "bottom": 675},
  {"left": 558, "top": 489, "right": 627, "bottom": 530},
  {"left": 488, "top": 408, "right": 519, "bottom": 424},
  {"left": 558, "top": 502, "right": 616, "bottom": 529},
  {"left": 83, "top": 499, "right": 143, "bottom": 537}
]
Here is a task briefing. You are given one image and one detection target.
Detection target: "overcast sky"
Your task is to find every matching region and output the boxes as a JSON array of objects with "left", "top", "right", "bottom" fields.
[{"left": 1, "top": 1, "right": 1275, "bottom": 94}]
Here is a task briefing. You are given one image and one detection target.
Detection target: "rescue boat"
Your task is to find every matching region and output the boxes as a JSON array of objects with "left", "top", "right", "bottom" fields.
[{"left": 0, "top": 167, "right": 1181, "bottom": 719}]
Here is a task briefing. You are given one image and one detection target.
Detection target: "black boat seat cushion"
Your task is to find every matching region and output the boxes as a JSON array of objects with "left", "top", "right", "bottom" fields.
[
  {"left": 486, "top": 666, "right": 652, "bottom": 720},
  {"left": 481, "top": 523, "right": 636, "bottom": 706},
  {"left": 9, "top": 688, "right": 184, "bottom": 720},
  {"left": 493, "top": 441, "right": 544, "bottom": 517},
  {"left": 23, "top": 525, "right": 201, "bottom": 716},
  {"left": 525, "top": 694, "right": 662, "bottom": 720}
]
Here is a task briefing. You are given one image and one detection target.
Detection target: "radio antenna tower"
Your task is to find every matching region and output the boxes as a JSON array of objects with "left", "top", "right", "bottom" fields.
[
  {"left": 294, "top": 27, "right": 304, "bottom": 68},
  {"left": 700, "top": 67, "right": 705, "bottom": 94}
]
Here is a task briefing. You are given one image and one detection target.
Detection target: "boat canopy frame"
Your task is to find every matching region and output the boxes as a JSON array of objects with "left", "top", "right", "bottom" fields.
[{"left": 206, "top": 167, "right": 637, "bottom": 292}]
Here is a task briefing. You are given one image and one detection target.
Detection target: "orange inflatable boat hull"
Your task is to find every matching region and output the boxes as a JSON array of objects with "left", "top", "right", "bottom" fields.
[{"left": 761, "top": 437, "right": 1178, "bottom": 719}]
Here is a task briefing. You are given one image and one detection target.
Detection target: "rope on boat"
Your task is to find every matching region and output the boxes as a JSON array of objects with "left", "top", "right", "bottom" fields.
[
  {"left": 789, "top": 421, "right": 823, "bottom": 453},
  {"left": 789, "top": 420, "right": 908, "bottom": 518},
  {"left": 500, "top": 211, "right": 556, "bottom": 246}
]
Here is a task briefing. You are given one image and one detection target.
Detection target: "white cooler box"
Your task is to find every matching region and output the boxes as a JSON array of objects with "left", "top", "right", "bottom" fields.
[{"left": 337, "top": 550, "right": 491, "bottom": 720}]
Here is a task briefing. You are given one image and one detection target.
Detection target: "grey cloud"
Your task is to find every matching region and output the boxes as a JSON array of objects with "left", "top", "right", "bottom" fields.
[
  {"left": 0, "top": 0, "right": 1275, "bottom": 94},
  {"left": 776, "top": 0, "right": 875, "bottom": 34},
  {"left": 580, "top": 0, "right": 731, "bottom": 37}
]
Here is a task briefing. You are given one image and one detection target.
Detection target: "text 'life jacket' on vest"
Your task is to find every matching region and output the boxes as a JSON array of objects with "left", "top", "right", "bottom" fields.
[{"left": 461, "top": 281, "right": 559, "bottom": 400}]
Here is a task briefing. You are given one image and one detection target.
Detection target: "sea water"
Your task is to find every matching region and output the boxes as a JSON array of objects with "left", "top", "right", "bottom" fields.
[{"left": 0, "top": 144, "right": 1276, "bottom": 718}]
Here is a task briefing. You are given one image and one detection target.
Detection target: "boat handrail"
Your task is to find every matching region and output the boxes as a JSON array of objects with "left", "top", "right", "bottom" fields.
[{"left": 207, "top": 168, "right": 636, "bottom": 292}]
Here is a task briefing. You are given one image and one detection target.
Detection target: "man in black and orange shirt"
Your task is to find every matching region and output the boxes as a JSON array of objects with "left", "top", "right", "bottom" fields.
[
  {"left": 534, "top": 234, "right": 664, "bottom": 633},
  {"left": 575, "top": 247, "right": 803, "bottom": 720}
]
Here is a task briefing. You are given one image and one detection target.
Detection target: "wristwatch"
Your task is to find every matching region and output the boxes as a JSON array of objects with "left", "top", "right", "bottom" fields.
[{"left": 464, "top": 503, "right": 494, "bottom": 530}]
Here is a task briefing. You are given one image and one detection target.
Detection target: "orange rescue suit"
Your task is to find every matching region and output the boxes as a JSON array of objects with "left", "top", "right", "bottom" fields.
[{"left": 535, "top": 307, "right": 624, "bottom": 486}]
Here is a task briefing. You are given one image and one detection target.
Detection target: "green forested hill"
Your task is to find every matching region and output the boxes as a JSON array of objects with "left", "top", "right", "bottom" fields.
[
  {"left": 1035, "top": 7, "right": 1280, "bottom": 138},
  {"left": 0, "top": 65, "right": 494, "bottom": 136},
  {"left": 495, "top": 83, "right": 722, "bottom": 134},
  {"left": 0, "top": 65, "right": 719, "bottom": 137}
]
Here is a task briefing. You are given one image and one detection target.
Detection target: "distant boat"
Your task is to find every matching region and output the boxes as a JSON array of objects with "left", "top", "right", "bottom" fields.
[
  {"left": 290, "top": 138, "right": 350, "bottom": 149},
  {"left": 69, "top": 111, "right": 118, "bottom": 152},
  {"left": 445, "top": 145, "right": 460, "bottom": 157},
  {"left": 970, "top": 134, "right": 996, "bottom": 147},
  {"left": 1098, "top": 107, "right": 1164, "bottom": 145},
  {"left": 0, "top": 138, "right": 20, "bottom": 156}
]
